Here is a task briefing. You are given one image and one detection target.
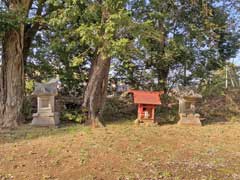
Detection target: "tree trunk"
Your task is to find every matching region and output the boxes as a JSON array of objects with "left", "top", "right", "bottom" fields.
[
  {"left": 83, "top": 52, "right": 111, "bottom": 127},
  {"left": 0, "top": 28, "right": 25, "bottom": 128},
  {"left": 0, "top": 0, "right": 32, "bottom": 129},
  {"left": 158, "top": 68, "right": 169, "bottom": 93}
]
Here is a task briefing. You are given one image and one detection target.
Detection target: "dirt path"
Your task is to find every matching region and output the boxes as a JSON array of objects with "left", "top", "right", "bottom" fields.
[{"left": 0, "top": 122, "right": 240, "bottom": 180}]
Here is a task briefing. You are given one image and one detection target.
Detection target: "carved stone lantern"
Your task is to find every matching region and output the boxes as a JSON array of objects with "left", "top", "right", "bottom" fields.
[
  {"left": 32, "top": 79, "right": 60, "bottom": 126},
  {"left": 177, "top": 89, "right": 202, "bottom": 126}
]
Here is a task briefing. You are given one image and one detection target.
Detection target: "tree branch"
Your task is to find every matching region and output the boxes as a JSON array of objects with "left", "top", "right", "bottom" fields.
[{"left": 23, "top": 0, "right": 47, "bottom": 62}]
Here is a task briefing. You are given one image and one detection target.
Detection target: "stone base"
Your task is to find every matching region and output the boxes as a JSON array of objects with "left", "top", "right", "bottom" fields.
[
  {"left": 178, "top": 113, "right": 202, "bottom": 126},
  {"left": 32, "top": 112, "right": 60, "bottom": 126}
]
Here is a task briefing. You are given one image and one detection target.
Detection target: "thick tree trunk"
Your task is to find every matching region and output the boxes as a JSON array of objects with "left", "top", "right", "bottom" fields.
[
  {"left": 0, "top": 28, "right": 25, "bottom": 128},
  {"left": 0, "top": 0, "right": 32, "bottom": 129},
  {"left": 83, "top": 52, "right": 111, "bottom": 127}
]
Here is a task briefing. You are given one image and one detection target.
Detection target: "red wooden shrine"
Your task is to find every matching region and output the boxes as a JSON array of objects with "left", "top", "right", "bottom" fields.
[{"left": 128, "top": 90, "right": 164, "bottom": 123}]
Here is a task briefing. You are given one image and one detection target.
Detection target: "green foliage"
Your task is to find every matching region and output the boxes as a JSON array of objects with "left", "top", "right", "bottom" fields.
[
  {"left": 156, "top": 94, "right": 179, "bottom": 123},
  {"left": 35, "top": 0, "right": 152, "bottom": 97},
  {"left": 113, "top": 0, "right": 240, "bottom": 90},
  {"left": 27, "top": 27, "right": 89, "bottom": 96},
  {"left": 200, "top": 69, "right": 226, "bottom": 97},
  {"left": 25, "top": 79, "right": 34, "bottom": 95},
  {"left": 24, "top": 0, "right": 240, "bottom": 99},
  {"left": 61, "top": 110, "right": 86, "bottom": 123},
  {"left": 200, "top": 63, "right": 240, "bottom": 97},
  {"left": 0, "top": 1, "right": 30, "bottom": 37},
  {"left": 21, "top": 96, "right": 33, "bottom": 121},
  {"left": 0, "top": 11, "right": 20, "bottom": 35},
  {"left": 101, "top": 97, "right": 137, "bottom": 121}
]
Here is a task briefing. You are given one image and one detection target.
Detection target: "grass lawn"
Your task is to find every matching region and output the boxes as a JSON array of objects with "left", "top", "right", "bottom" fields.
[{"left": 0, "top": 121, "right": 240, "bottom": 180}]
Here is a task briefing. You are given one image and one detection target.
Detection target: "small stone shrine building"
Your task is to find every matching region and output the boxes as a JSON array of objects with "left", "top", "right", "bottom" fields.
[
  {"left": 32, "top": 79, "right": 60, "bottom": 126},
  {"left": 177, "top": 89, "right": 202, "bottom": 126},
  {"left": 128, "top": 90, "right": 164, "bottom": 124}
]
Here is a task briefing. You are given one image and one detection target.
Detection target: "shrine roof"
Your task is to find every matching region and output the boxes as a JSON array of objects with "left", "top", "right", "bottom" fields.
[
  {"left": 128, "top": 90, "right": 164, "bottom": 105},
  {"left": 33, "top": 81, "right": 58, "bottom": 96}
]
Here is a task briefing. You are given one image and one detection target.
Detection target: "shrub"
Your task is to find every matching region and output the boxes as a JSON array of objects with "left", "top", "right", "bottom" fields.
[
  {"left": 101, "top": 96, "right": 137, "bottom": 121},
  {"left": 25, "top": 79, "right": 34, "bottom": 95},
  {"left": 61, "top": 110, "right": 86, "bottom": 123},
  {"left": 22, "top": 96, "right": 33, "bottom": 121}
]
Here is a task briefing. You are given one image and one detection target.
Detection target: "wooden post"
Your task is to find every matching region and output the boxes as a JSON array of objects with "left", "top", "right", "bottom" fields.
[
  {"left": 137, "top": 104, "right": 141, "bottom": 119},
  {"left": 152, "top": 106, "right": 155, "bottom": 122}
]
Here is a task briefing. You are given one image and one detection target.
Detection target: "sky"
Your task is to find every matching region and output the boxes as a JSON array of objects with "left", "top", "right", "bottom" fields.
[{"left": 232, "top": 52, "right": 240, "bottom": 66}]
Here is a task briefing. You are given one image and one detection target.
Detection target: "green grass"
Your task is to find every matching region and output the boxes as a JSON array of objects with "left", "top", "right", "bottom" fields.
[{"left": 0, "top": 122, "right": 89, "bottom": 144}]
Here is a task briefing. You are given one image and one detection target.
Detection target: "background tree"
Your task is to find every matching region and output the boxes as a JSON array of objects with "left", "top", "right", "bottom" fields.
[
  {"left": 48, "top": 0, "right": 153, "bottom": 126},
  {"left": 115, "top": 0, "right": 240, "bottom": 92}
]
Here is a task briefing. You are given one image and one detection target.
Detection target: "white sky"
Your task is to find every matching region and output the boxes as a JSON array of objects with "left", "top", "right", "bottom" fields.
[{"left": 231, "top": 51, "right": 240, "bottom": 66}]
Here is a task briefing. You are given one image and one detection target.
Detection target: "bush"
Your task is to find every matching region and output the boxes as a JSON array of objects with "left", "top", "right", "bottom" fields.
[
  {"left": 101, "top": 96, "right": 137, "bottom": 121},
  {"left": 25, "top": 80, "right": 34, "bottom": 95},
  {"left": 22, "top": 96, "right": 33, "bottom": 121},
  {"left": 156, "top": 94, "right": 179, "bottom": 123},
  {"left": 61, "top": 110, "right": 86, "bottom": 123},
  {"left": 198, "top": 89, "right": 240, "bottom": 123}
]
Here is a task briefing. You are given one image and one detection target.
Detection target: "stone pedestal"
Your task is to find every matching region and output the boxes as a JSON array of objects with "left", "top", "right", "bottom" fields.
[
  {"left": 178, "top": 113, "right": 201, "bottom": 126},
  {"left": 32, "top": 111, "right": 60, "bottom": 126},
  {"left": 31, "top": 80, "right": 60, "bottom": 126}
]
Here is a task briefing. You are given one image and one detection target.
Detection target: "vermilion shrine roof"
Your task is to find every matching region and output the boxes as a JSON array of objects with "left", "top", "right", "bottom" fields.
[{"left": 128, "top": 90, "right": 164, "bottom": 105}]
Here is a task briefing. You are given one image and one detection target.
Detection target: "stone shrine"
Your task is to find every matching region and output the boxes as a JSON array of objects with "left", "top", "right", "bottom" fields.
[
  {"left": 174, "top": 87, "right": 203, "bottom": 126},
  {"left": 32, "top": 79, "right": 60, "bottom": 126}
]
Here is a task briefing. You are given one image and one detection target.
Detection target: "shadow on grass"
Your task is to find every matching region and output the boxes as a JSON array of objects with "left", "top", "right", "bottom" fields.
[
  {"left": 158, "top": 120, "right": 178, "bottom": 126},
  {"left": 103, "top": 114, "right": 137, "bottom": 126},
  {"left": 0, "top": 121, "right": 90, "bottom": 144},
  {"left": 105, "top": 116, "right": 180, "bottom": 127},
  {"left": 158, "top": 117, "right": 231, "bottom": 127}
]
